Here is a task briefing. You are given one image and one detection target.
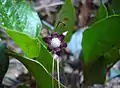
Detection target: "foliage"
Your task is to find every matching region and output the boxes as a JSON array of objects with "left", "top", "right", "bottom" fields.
[
  {"left": 82, "top": 15, "right": 120, "bottom": 64},
  {"left": 0, "top": 0, "right": 41, "bottom": 58},
  {"left": 82, "top": 0, "right": 120, "bottom": 85},
  {"left": 6, "top": 51, "right": 64, "bottom": 88},
  {"left": 0, "top": 0, "right": 63, "bottom": 88},
  {"left": 54, "top": 0, "right": 76, "bottom": 42},
  {"left": 0, "top": 0, "right": 120, "bottom": 87}
]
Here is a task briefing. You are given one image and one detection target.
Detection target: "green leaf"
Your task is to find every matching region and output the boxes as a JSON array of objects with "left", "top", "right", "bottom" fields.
[
  {"left": 104, "top": 46, "right": 119, "bottom": 65},
  {"left": 6, "top": 30, "right": 40, "bottom": 58},
  {"left": 0, "top": 0, "right": 41, "bottom": 37},
  {"left": 37, "top": 41, "right": 54, "bottom": 72},
  {"left": 36, "top": 37, "right": 54, "bottom": 72},
  {"left": 82, "top": 15, "right": 120, "bottom": 64},
  {"left": 54, "top": 0, "right": 76, "bottom": 42},
  {"left": 0, "top": 43, "right": 9, "bottom": 84},
  {"left": 94, "top": 1, "right": 108, "bottom": 22},
  {"left": 83, "top": 58, "right": 106, "bottom": 85},
  {"left": 0, "top": 0, "right": 42, "bottom": 58},
  {"left": 111, "top": 0, "right": 120, "bottom": 14},
  {"left": 15, "top": 54, "right": 65, "bottom": 88},
  {"left": 107, "top": 4, "right": 115, "bottom": 16}
]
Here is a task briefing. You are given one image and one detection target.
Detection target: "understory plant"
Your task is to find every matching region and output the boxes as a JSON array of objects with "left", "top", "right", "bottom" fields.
[{"left": 0, "top": 0, "right": 120, "bottom": 88}]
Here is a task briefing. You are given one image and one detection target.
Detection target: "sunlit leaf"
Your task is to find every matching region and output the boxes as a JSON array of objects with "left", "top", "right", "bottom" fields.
[
  {"left": 6, "top": 30, "right": 40, "bottom": 58},
  {"left": 0, "top": 0, "right": 42, "bottom": 58}
]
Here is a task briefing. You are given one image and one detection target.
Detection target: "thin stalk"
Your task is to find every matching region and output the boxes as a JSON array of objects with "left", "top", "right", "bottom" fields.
[
  {"left": 5, "top": 49, "right": 63, "bottom": 88},
  {"left": 57, "top": 59, "right": 60, "bottom": 88},
  {"left": 52, "top": 58, "right": 55, "bottom": 88}
]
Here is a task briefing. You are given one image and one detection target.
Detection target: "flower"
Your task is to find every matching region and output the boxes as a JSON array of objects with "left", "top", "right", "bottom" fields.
[{"left": 43, "top": 32, "right": 67, "bottom": 56}]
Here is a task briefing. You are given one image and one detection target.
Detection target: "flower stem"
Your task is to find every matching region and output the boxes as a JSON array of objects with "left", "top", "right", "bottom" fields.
[
  {"left": 57, "top": 59, "right": 60, "bottom": 88},
  {"left": 52, "top": 58, "right": 55, "bottom": 88}
]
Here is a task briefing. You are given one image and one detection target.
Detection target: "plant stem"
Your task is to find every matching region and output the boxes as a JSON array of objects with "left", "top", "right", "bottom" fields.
[
  {"left": 52, "top": 58, "right": 55, "bottom": 88},
  {"left": 57, "top": 59, "right": 60, "bottom": 88}
]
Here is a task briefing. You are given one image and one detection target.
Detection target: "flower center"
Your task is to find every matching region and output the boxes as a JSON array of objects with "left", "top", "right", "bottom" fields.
[{"left": 51, "top": 38, "right": 61, "bottom": 48}]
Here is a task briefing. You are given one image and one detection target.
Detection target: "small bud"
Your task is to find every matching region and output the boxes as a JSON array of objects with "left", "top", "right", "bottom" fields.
[{"left": 62, "top": 31, "right": 68, "bottom": 36}]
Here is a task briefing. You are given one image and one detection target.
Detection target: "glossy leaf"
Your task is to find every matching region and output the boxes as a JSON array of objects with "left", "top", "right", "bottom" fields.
[
  {"left": 6, "top": 30, "right": 40, "bottom": 58},
  {"left": 37, "top": 36, "right": 59, "bottom": 73},
  {"left": 37, "top": 40, "right": 54, "bottom": 72},
  {"left": 82, "top": 15, "right": 120, "bottom": 64},
  {"left": 0, "top": 43, "right": 9, "bottom": 84},
  {"left": 15, "top": 54, "right": 65, "bottom": 88},
  {"left": 0, "top": 0, "right": 42, "bottom": 58},
  {"left": 54, "top": 0, "right": 76, "bottom": 42}
]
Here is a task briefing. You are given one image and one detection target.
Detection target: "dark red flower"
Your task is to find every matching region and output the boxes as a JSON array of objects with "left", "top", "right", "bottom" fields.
[{"left": 43, "top": 32, "right": 67, "bottom": 56}]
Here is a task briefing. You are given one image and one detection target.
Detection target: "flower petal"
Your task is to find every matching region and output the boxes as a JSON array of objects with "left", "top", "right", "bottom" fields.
[
  {"left": 53, "top": 48, "right": 61, "bottom": 56},
  {"left": 51, "top": 32, "right": 58, "bottom": 37},
  {"left": 58, "top": 34, "right": 64, "bottom": 41},
  {"left": 54, "top": 47, "right": 60, "bottom": 51},
  {"left": 43, "top": 36, "right": 52, "bottom": 44},
  {"left": 55, "top": 51, "right": 61, "bottom": 56}
]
